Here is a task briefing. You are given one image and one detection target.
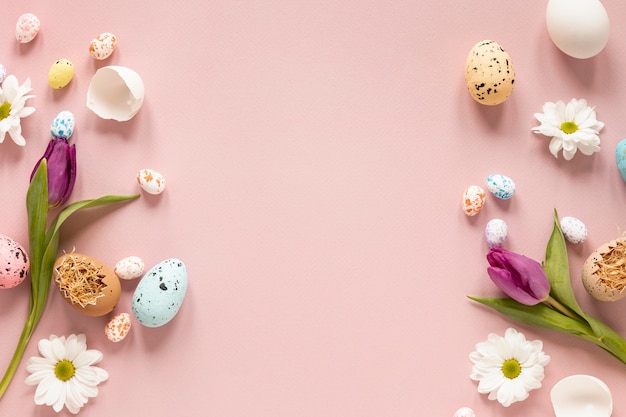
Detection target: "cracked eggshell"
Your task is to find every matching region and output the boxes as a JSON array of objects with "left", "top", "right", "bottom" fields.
[
  {"left": 465, "top": 40, "right": 515, "bottom": 105},
  {"left": 582, "top": 239, "right": 626, "bottom": 302},
  {"left": 87, "top": 66, "right": 144, "bottom": 121}
]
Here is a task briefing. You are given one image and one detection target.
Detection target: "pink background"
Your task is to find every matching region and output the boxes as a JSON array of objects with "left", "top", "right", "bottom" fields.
[{"left": 1, "top": 0, "right": 626, "bottom": 415}]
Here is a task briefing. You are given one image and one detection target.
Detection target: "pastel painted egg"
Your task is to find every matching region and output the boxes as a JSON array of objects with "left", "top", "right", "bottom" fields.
[
  {"left": 50, "top": 110, "right": 75, "bottom": 139},
  {"left": 560, "top": 216, "right": 588, "bottom": 244},
  {"left": 485, "top": 218, "right": 508, "bottom": 248},
  {"left": 582, "top": 239, "right": 626, "bottom": 301},
  {"left": 0, "top": 64, "right": 6, "bottom": 84},
  {"left": 89, "top": 32, "right": 117, "bottom": 60},
  {"left": 48, "top": 59, "right": 75, "bottom": 89},
  {"left": 0, "top": 234, "right": 29, "bottom": 289},
  {"left": 615, "top": 138, "right": 626, "bottom": 181},
  {"left": 15, "top": 13, "right": 40, "bottom": 43},
  {"left": 104, "top": 312, "right": 132, "bottom": 342},
  {"left": 462, "top": 185, "right": 485, "bottom": 216},
  {"left": 453, "top": 407, "right": 476, "bottom": 417},
  {"left": 486, "top": 174, "right": 515, "bottom": 199},
  {"left": 465, "top": 40, "right": 515, "bottom": 105},
  {"left": 132, "top": 258, "right": 188, "bottom": 327},
  {"left": 137, "top": 168, "right": 166, "bottom": 195},
  {"left": 114, "top": 256, "right": 145, "bottom": 280}
]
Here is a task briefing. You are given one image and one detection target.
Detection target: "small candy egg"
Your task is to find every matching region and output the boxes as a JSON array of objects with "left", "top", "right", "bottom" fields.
[
  {"left": 89, "top": 32, "right": 117, "bottom": 60},
  {"left": 48, "top": 59, "right": 75, "bottom": 89},
  {"left": 137, "top": 168, "right": 166, "bottom": 195},
  {"left": 453, "top": 407, "right": 476, "bottom": 417},
  {"left": 485, "top": 219, "right": 508, "bottom": 248},
  {"left": 615, "top": 138, "right": 626, "bottom": 182},
  {"left": 50, "top": 110, "right": 75, "bottom": 139},
  {"left": 0, "top": 64, "right": 6, "bottom": 84},
  {"left": 486, "top": 174, "right": 515, "bottom": 199},
  {"left": 15, "top": 13, "right": 40, "bottom": 43},
  {"left": 104, "top": 312, "right": 132, "bottom": 342},
  {"left": 462, "top": 185, "right": 485, "bottom": 216},
  {"left": 560, "top": 216, "right": 588, "bottom": 244},
  {"left": 0, "top": 234, "right": 30, "bottom": 289},
  {"left": 114, "top": 256, "right": 145, "bottom": 280},
  {"left": 465, "top": 40, "right": 516, "bottom": 105}
]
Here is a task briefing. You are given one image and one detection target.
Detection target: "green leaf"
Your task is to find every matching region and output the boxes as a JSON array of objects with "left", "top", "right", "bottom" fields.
[{"left": 26, "top": 160, "right": 49, "bottom": 304}]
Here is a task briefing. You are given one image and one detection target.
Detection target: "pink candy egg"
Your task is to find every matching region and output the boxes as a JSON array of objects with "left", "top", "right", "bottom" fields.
[
  {"left": 105, "top": 312, "right": 132, "bottom": 342},
  {"left": 89, "top": 32, "right": 117, "bottom": 60},
  {"left": 0, "top": 234, "right": 30, "bottom": 289},
  {"left": 15, "top": 13, "right": 40, "bottom": 43}
]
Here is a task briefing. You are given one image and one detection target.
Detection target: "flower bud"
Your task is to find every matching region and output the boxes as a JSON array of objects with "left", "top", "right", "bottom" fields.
[{"left": 30, "top": 137, "right": 76, "bottom": 208}]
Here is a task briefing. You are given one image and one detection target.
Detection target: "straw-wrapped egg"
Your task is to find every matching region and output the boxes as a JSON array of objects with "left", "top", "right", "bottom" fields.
[{"left": 582, "top": 239, "right": 626, "bottom": 301}]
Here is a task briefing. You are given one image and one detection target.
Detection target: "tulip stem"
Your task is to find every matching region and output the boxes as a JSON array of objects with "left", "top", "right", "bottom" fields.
[{"left": 545, "top": 295, "right": 579, "bottom": 321}]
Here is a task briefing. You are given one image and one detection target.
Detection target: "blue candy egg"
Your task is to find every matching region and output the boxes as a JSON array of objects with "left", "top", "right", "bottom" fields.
[
  {"left": 486, "top": 174, "right": 516, "bottom": 199},
  {"left": 50, "top": 110, "right": 75, "bottom": 139},
  {"left": 132, "top": 258, "right": 188, "bottom": 328},
  {"left": 615, "top": 139, "right": 626, "bottom": 182}
]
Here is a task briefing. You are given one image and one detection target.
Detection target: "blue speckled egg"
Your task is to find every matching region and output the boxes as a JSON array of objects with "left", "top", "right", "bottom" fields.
[
  {"left": 486, "top": 174, "right": 516, "bottom": 199},
  {"left": 132, "top": 258, "right": 188, "bottom": 327},
  {"left": 51, "top": 110, "right": 75, "bottom": 139},
  {"left": 615, "top": 139, "right": 626, "bottom": 181}
]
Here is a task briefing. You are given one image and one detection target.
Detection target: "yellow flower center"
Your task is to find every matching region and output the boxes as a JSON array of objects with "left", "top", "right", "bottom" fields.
[
  {"left": 501, "top": 358, "right": 521, "bottom": 379},
  {"left": 54, "top": 359, "right": 76, "bottom": 381},
  {"left": 0, "top": 102, "right": 10, "bottom": 120},
  {"left": 560, "top": 121, "right": 578, "bottom": 134}
]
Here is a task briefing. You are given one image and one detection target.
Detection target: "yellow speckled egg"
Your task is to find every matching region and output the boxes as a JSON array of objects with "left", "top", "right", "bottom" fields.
[
  {"left": 48, "top": 59, "right": 75, "bottom": 89},
  {"left": 465, "top": 40, "right": 515, "bottom": 105}
]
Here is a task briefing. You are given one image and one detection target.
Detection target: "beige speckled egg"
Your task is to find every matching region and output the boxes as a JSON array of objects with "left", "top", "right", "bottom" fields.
[
  {"left": 465, "top": 40, "right": 516, "bottom": 105},
  {"left": 582, "top": 239, "right": 626, "bottom": 302}
]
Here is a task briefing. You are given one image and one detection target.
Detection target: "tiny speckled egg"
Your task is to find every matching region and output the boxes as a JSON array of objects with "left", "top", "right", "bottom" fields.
[
  {"left": 89, "top": 32, "right": 117, "bottom": 60},
  {"left": 485, "top": 218, "right": 508, "bottom": 248},
  {"left": 48, "top": 59, "right": 75, "bottom": 89},
  {"left": 137, "top": 168, "right": 166, "bottom": 195},
  {"left": 615, "top": 138, "right": 626, "bottom": 181},
  {"left": 15, "top": 13, "right": 40, "bottom": 43},
  {"left": 105, "top": 312, "right": 132, "bottom": 342},
  {"left": 0, "top": 64, "right": 6, "bottom": 84},
  {"left": 50, "top": 110, "right": 75, "bottom": 139},
  {"left": 465, "top": 40, "right": 515, "bottom": 105},
  {"left": 560, "top": 216, "right": 588, "bottom": 244},
  {"left": 0, "top": 234, "right": 29, "bottom": 289},
  {"left": 114, "top": 256, "right": 145, "bottom": 280},
  {"left": 453, "top": 407, "right": 476, "bottom": 417},
  {"left": 132, "top": 258, "right": 188, "bottom": 327},
  {"left": 462, "top": 185, "right": 485, "bottom": 216},
  {"left": 582, "top": 239, "right": 626, "bottom": 301},
  {"left": 486, "top": 174, "right": 515, "bottom": 199}
]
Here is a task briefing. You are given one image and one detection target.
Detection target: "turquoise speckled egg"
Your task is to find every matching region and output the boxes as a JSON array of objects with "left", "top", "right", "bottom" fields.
[
  {"left": 50, "top": 110, "right": 75, "bottom": 139},
  {"left": 616, "top": 139, "right": 626, "bottom": 181},
  {"left": 132, "top": 258, "right": 188, "bottom": 327},
  {"left": 486, "top": 174, "right": 516, "bottom": 199}
]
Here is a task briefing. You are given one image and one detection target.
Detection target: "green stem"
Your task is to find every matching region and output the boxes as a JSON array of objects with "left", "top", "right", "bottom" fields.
[{"left": 544, "top": 295, "right": 579, "bottom": 321}]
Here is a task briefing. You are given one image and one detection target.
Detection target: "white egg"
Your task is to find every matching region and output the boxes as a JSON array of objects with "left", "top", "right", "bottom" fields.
[
  {"left": 453, "top": 407, "right": 476, "bottom": 417},
  {"left": 560, "top": 216, "right": 588, "bottom": 244},
  {"left": 485, "top": 219, "right": 508, "bottom": 248},
  {"left": 546, "top": 0, "right": 610, "bottom": 59},
  {"left": 114, "top": 256, "right": 145, "bottom": 280},
  {"left": 137, "top": 169, "right": 166, "bottom": 195}
]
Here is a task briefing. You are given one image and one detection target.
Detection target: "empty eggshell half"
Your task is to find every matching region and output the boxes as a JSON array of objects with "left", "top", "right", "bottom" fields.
[{"left": 86, "top": 66, "right": 144, "bottom": 121}]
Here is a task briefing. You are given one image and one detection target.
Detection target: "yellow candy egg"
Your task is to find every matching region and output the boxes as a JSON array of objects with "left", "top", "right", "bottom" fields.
[
  {"left": 48, "top": 59, "right": 75, "bottom": 89},
  {"left": 465, "top": 40, "right": 515, "bottom": 105}
]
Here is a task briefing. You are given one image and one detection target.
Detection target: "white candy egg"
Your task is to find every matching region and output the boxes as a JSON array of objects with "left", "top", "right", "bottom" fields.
[
  {"left": 486, "top": 174, "right": 516, "bottom": 199},
  {"left": 560, "top": 216, "right": 588, "bottom": 244},
  {"left": 453, "top": 407, "right": 476, "bottom": 417},
  {"left": 15, "top": 13, "right": 40, "bottom": 43},
  {"left": 485, "top": 219, "right": 508, "bottom": 248},
  {"left": 546, "top": 0, "right": 610, "bottom": 59},
  {"left": 462, "top": 185, "right": 485, "bottom": 216},
  {"left": 137, "top": 169, "right": 166, "bottom": 195},
  {"left": 50, "top": 110, "right": 75, "bottom": 139},
  {"left": 114, "top": 256, "right": 145, "bottom": 280},
  {"left": 104, "top": 312, "right": 132, "bottom": 342}
]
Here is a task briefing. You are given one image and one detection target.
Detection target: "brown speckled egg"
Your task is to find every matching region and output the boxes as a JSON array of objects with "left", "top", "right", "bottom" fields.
[
  {"left": 582, "top": 239, "right": 626, "bottom": 302},
  {"left": 465, "top": 40, "right": 516, "bottom": 106},
  {"left": 53, "top": 253, "right": 121, "bottom": 316}
]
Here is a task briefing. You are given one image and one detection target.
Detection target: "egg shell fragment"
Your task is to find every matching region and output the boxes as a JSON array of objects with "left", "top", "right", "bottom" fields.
[
  {"left": 462, "top": 185, "right": 485, "bottom": 216},
  {"left": 465, "top": 40, "right": 515, "bottom": 105},
  {"left": 0, "top": 234, "right": 30, "bottom": 289},
  {"left": 86, "top": 66, "right": 145, "bottom": 121},
  {"left": 615, "top": 138, "right": 626, "bottom": 181},
  {"left": 50, "top": 110, "right": 75, "bottom": 139},
  {"left": 132, "top": 258, "right": 188, "bottom": 327},
  {"left": 15, "top": 13, "right": 40, "bottom": 43},
  {"left": 560, "top": 216, "right": 588, "bottom": 244},
  {"left": 105, "top": 312, "right": 132, "bottom": 342},
  {"left": 485, "top": 219, "right": 508, "bottom": 248},
  {"left": 48, "top": 59, "right": 75, "bottom": 89},
  {"left": 137, "top": 168, "right": 166, "bottom": 195},
  {"left": 89, "top": 32, "right": 117, "bottom": 60},
  {"left": 581, "top": 239, "right": 626, "bottom": 302},
  {"left": 486, "top": 174, "right": 515, "bottom": 199},
  {"left": 114, "top": 256, "right": 145, "bottom": 280},
  {"left": 453, "top": 407, "right": 476, "bottom": 417}
]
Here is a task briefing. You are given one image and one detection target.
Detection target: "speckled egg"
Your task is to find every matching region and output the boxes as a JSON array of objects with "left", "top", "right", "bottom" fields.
[
  {"left": 137, "top": 168, "right": 166, "bottom": 195},
  {"left": 0, "top": 64, "right": 6, "bottom": 84},
  {"left": 114, "top": 256, "right": 145, "bottom": 280},
  {"left": 486, "top": 174, "right": 516, "bottom": 199},
  {"left": 462, "top": 185, "right": 485, "bottom": 216},
  {"left": 560, "top": 216, "right": 588, "bottom": 244},
  {"left": 15, "top": 13, "right": 40, "bottom": 43},
  {"left": 485, "top": 218, "right": 508, "bottom": 248},
  {"left": 104, "top": 312, "right": 132, "bottom": 342},
  {"left": 465, "top": 40, "right": 516, "bottom": 105},
  {"left": 89, "top": 32, "right": 117, "bottom": 60},
  {"left": 615, "top": 138, "right": 626, "bottom": 181},
  {"left": 50, "top": 110, "right": 75, "bottom": 139},
  {"left": 132, "top": 258, "right": 188, "bottom": 327},
  {"left": 48, "top": 59, "right": 75, "bottom": 89},
  {"left": 0, "top": 234, "right": 29, "bottom": 289},
  {"left": 453, "top": 407, "right": 476, "bottom": 417},
  {"left": 582, "top": 239, "right": 626, "bottom": 301}
]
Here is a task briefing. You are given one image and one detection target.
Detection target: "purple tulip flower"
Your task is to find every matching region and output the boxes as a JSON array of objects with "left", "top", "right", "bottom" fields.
[
  {"left": 30, "top": 137, "right": 76, "bottom": 208},
  {"left": 486, "top": 247, "right": 550, "bottom": 306}
]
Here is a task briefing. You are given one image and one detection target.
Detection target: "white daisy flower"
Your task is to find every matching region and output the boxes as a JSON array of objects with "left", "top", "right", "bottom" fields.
[
  {"left": 532, "top": 98, "right": 604, "bottom": 160},
  {"left": 0, "top": 74, "right": 35, "bottom": 146},
  {"left": 469, "top": 328, "right": 550, "bottom": 407},
  {"left": 25, "top": 334, "right": 108, "bottom": 414}
]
